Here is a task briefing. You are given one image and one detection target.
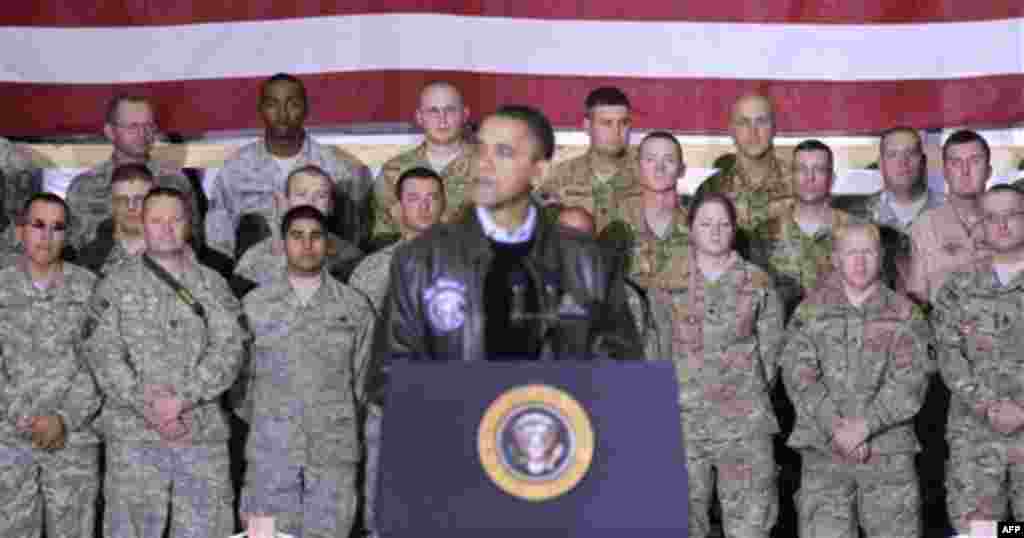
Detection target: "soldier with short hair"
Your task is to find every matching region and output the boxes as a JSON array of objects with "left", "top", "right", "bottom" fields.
[
  {"left": 241, "top": 205, "right": 374, "bottom": 538},
  {"left": 76, "top": 163, "right": 155, "bottom": 275},
  {"left": 85, "top": 187, "right": 248, "bottom": 538},
  {"left": 933, "top": 184, "right": 1024, "bottom": 532},
  {"left": 373, "top": 81, "right": 476, "bottom": 240},
  {"left": 232, "top": 165, "right": 362, "bottom": 296},
  {"left": 534, "top": 86, "right": 640, "bottom": 230},
  {"left": 0, "top": 193, "right": 102, "bottom": 538},
  {"left": 783, "top": 222, "right": 931, "bottom": 538}
]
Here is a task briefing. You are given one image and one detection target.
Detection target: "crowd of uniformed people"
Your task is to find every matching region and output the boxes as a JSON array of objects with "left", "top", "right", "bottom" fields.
[{"left": 1, "top": 74, "right": 1023, "bottom": 538}]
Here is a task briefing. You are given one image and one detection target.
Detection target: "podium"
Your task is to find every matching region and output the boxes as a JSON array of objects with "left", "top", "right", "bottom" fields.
[{"left": 375, "top": 361, "right": 689, "bottom": 537}]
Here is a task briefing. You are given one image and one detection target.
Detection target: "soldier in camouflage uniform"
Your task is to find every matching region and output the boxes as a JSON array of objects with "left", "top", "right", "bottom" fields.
[
  {"left": 534, "top": 86, "right": 639, "bottom": 231},
  {"left": 908, "top": 130, "right": 994, "bottom": 304},
  {"left": 693, "top": 95, "right": 794, "bottom": 258},
  {"left": 933, "top": 185, "right": 1024, "bottom": 532},
  {"left": 782, "top": 222, "right": 931, "bottom": 538},
  {"left": 65, "top": 95, "right": 199, "bottom": 249},
  {"left": 349, "top": 167, "right": 445, "bottom": 536},
  {"left": 76, "top": 163, "right": 154, "bottom": 276},
  {"left": 205, "top": 73, "right": 372, "bottom": 259},
  {"left": 84, "top": 188, "right": 248, "bottom": 538},
  {"left": 373, "top": 81, "right": 476, "bottom": 240},
  {"left": 659, "top": 193, "right": 784, "bottom": 538},
  {"left": 752, "top": 140, "right": 856, "bottom": 320},
  {"left": 241, "top": 206, "right": 374, "bottom": 538},
  {"left": 232, "top": 166, "right": 362, "bottom": 295},
  {"left": 0, "top": 136, "right": 42, "bottom": 229},
  {"left": 0, "top": 194, "right": 102, "bottom": 538}
]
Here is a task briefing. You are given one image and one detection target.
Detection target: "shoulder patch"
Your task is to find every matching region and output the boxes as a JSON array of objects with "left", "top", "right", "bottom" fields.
[{"left": 750, "top": 270, "right": 771, "bottom": 290}]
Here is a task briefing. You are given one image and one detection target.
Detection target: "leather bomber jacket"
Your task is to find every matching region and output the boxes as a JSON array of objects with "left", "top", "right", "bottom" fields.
[{"left": 366, "top": 206, "right": 644, "bottom": 405}]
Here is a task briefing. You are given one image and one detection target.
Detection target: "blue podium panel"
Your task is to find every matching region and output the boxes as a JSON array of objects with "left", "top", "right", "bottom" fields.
[{"left": 376, "top": 361, "right": 689, "bottom": 538}]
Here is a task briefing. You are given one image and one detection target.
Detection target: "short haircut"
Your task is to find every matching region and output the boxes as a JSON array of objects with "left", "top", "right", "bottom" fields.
[
  {"left": 23, "top": 193, "right": 70, "bottom": 225},
  {"left": 261, "top": 72, "right": 308, "bottom": 108},
  {"left": 833, "top": 222, "right": 882, "bottom": 251},
  {"left": 943, "top": 129, "right": 990, "bottom": 163},
  {"left": 490, "top": 104, "right": 556, "bottom": 161},
  {"left": 879, "top": 126, "right": 922, "bottom": 155},
  {"left": 793, "top": 139, "right": 834, "bottom": 170},
  {"left": 396, "top": 166, "right": 445, "bottom": 199},
  {"left": 687, "top": 192, "right": 738, "bottom": 237},
  {"left": 285, "top": 165, "right": 334, "bottom": 197},
  {"left": 111, "top": 163, "right": 155, "bottom": 188},
  {"left": 143, "top": 187, "right": 191, "bottom": 219},
  {"left": 419, "top": 80, "right": 462, "bottom": 104},
  {"left": 280, "top": 204, "right": 328, "bottom": 237},
  {"left": 985, "top": 183, "right": 1024, "bottom": 201},
  {"left": 585, "top": 86, "right": 631, "bottom": 112},
  {"left": 105, "top": 94, "right": 151, "bottom": 124},
  {"left": 639, "top": 131, "right": 684, "bottom": 164}
]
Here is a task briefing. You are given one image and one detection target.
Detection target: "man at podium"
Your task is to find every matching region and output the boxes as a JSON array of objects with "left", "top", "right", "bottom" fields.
[{"left": 368, "top": 104, "right": 642, "bottom": 402}]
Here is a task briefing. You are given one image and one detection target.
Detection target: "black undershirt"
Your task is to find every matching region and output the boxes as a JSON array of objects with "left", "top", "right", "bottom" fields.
[{"left": 483, "top": 237, "right": 540, "bottom": 361}]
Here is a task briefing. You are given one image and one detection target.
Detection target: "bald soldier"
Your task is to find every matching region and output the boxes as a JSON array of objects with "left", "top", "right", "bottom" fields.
[
  {"left": 372, "top": 81, "right": 476, "bottom": 240},
  {"left": 908, "top": 129, "right": 993, "bottom": 304},
  {"left": 65, "top": 95, "right": 199, "bottom": 249},
  {"left": 0, "top": 194, "right": 102, "bottom": 538},
  {"left": 696, "top": 94, "right": 795, "bottom": 254},
  {"left": 933, "top": 185, "right": 1024, "bottom": 532},
  {"left": 535, "top": 86, "right": 640, "bottom": 230},
  {"left": 206, "top": 73, "right": 371, "bottom": 259},
  {"left": 783, "top": 222, "right": 931, "bottom": 538}
]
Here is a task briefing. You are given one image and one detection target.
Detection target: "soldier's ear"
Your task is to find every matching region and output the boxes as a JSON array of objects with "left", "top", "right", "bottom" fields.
[{"left": 103, "top": 122, "right": 116, "bottom": 142}]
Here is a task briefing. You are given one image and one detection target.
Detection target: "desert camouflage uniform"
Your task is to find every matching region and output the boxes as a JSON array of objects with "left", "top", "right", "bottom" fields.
[
  {"left": 234, "top": 232, "right": 363, "bottom": 290},
  {"left": 84, "top": 254, "right": 248, "bottom": 538},
  {"left": 240, "top": 271, "right": 374, "bottom": 538},
  {"left": 783, "top": 280, "right": 931, "bottom": 538},
  {"left": 535, "top": 149, "right": 640, "bottom": 231},
  {"left": 65, "top": 158, "right": 197, "bottom": 249},
  {"left": 205, "top": 137, "right": 370, "bottom": 259},
  {"left": 908, "top": 203, "right": 990, "bottom": 304},
  {"left": 372, "top": 142, "right": 476, "bottom": 238},
  {"left": 933, "top": 260, "right": 1024, "bottom": 532},
  {"left": 695, "top": 153, "right": 794, "bottom": 238},
  {"left": 649, "top": 254, "right": 783, "bottom": 538},
  {"left": 0, "top": 137, "right": 42, "bottom": 227},
  {"left": 0, "top": 261, "right": 101, "bottom": 538},
  {"left": 752, "top": 198, "right": 855, "bottom": 319}
]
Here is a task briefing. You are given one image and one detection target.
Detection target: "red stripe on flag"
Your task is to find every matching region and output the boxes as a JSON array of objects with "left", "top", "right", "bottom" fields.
[
  {"left": 3, "top": 72, "right": 1023, "bottom": 138},
  {"left": 3, "top": 2, "right": 1021, "bottom": 27}
]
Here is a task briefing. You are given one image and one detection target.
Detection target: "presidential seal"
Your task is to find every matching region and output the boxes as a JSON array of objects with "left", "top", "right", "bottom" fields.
[
  {"left": 477, "top": 385, "right": 594, "bottom": 502},
  {"left": 423, "top": 277, "right": 467, "bottom": 332}
]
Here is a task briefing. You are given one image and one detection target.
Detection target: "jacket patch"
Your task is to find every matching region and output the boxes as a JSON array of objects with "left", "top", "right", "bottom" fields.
[{"left": 424, "top": 277, "right": 468, "bottom": 333}]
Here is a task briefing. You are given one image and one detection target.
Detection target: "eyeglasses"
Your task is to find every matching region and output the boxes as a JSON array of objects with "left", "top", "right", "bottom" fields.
[
  {"left": 113, "top": 122, "right": 158, "bottom": 133},
  {"left": 982, "top": 211, "right": 1024, "bottom": 226},
  {"left": 420, "top": 106, "right": 461, "bottom": 121},
  {"left": 113, "top": 194, "right": 147, "bottom": 209}
]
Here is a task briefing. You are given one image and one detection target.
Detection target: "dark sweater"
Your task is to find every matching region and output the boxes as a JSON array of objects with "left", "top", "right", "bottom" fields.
[{"left": 484, "top": 237, "right": 540, "bottom": 361}]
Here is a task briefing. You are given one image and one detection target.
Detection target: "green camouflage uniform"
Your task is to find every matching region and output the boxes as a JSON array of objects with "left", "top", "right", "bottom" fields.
[
  {"left": 84, "top": 254, "right": 248, "bottom": 538},
  {"left": 783, "top": 280, "right": 932, "bottom": 538},
  {"left": 535, "top": 149, "right": 640, "bottom": 231},
  {"left": 372, "top": 142, "right": 476, "bottom": 238},
  {"left": 933, "top": 260, "right": 1024, "bottom": 532},
  {"left": 65, "top": 158, "right": 198, "bottom": 249},
  {"left": 649, "top": 255, "right": 783, "bottom": 538},
  {"left": 752, "top": 198, "right": 855, "bottom": 319},
  {"left": 0, "top": 261, "right": 102, "bottom": 538},
  {"left": 240, "top": 271, "right": 374, "bottom": 538},
  {"left": 0, "top": 137, "right": 42, "bottom": 226}
]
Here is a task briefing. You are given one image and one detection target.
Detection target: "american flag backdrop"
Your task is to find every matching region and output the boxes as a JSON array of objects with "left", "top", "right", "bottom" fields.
[{"left": 2, "top": 2, "right": 1024, "bottom": 137}]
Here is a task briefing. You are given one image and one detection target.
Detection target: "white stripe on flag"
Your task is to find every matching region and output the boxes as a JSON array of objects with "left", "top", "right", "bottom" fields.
[{"left": 1, "top": 14, "right": 1022, "bottom": 84}]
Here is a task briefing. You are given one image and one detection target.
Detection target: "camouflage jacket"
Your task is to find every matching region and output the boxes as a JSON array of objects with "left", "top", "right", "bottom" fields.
[
  {"left": 84, "top": 254, "right": 248, "bottom": 443},
  {"left": 0, "top": 137, "right": 42, "bottom": 226},
  {"left": 933, "top": 260, "right": 1024, "bottom": 442},
  {"left": 65, "top": 157, "right": 196, "bottom": 249},
  {"left": 372, "top": 141, "right": 477, "bottom": 238},
  {"left": 649, "top": 254, "right": 783, "bottom": 442},
  {"left": 624, "top": 279, "right": 673, "bottom": 362},
  {"left": 908, "top": 202, "right": 990, "bottom": 304},
  {"left": 535, "top": 149, "right": 640, "bottom": 231},
  {"left": 205, "top": 136, "right": 369, "bottom": 258},
  {"left": 348, "top": 240, "right": 402, "bottom": 312},
  {"left": 783, "top": 280, "right": 932, "bottom": 455},
  {"left": 233, "top": 232, "right": 363, "bottom": 290},
  {"left": 240, "top": 272, "right": 375, "bottom": 515},
  {"left": 752, "top": 198, "right": 856, "bottom": 319},
  {"left": 0, "top": 261, "right": 101, "bottom": 446},
  {"left": 695, "top": 152, "right": 794, "bottom": 235},
  {"left": 75, "top": 220, "right": 138, "bottom": 277},
  {"left": 599, "top": 190, "right": 691, "bottom": 289},
  {"left": 0, "top": 226, "right": 19, "bottom": 268}
]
